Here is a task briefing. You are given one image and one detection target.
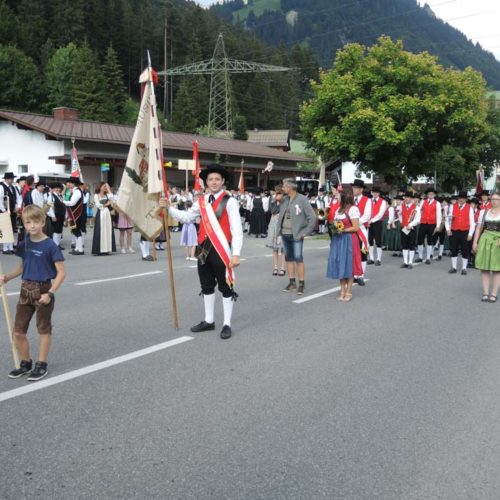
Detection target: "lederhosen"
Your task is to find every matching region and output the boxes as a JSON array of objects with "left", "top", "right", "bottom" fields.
[
  {"left": 197, "top": 194, "right": 234, "bottom": 298},
  {"left": 1, "top": 182, "right": 17, "bottom": 234}
]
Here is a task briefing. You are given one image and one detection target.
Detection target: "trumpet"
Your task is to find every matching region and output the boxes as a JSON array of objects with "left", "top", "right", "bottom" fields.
[{"left": 316, "top": 208, "right": 328, "bottom": 220}]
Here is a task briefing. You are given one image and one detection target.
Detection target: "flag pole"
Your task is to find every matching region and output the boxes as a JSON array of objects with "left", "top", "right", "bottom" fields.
[
  {"left": 148, "top": 51, "right": 179, "bottom": 330},
  {"left": 0, "top": 261, "right": 20, "bottom": 369}
]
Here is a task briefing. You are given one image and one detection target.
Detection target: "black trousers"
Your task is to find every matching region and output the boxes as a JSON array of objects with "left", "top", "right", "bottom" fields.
[
  {"left": 449, "top": 230, "right": 469, "bottom": 258},
  {"left": 400, "top": 229, "right": 416, "bottom": 250},
  {"left": 436, "top": 228, "right": 446, "bottom": 245},
  {"left": 198, "top": 247, "right": 233, "bottom": 298},
  {"left": 368, "top": 221, "right": 383, "bottom": 247},
  {"left": 417, "top": 223, "right": 437, "bottom": 246}
]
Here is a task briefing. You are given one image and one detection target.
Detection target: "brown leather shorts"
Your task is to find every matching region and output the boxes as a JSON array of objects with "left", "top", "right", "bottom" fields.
[{"left": 14, "top": 281, "right": 54, "bottom": 335}]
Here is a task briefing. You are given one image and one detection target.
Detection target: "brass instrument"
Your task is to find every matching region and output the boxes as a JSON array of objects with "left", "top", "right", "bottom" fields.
[{"left": 316, "top": 207, "right": 328, "bottom": 221}]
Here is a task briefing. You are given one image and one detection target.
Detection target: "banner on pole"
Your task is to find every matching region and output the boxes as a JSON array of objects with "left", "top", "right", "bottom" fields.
[
  {"left": 178, "top": 160, "right": 196, "bottom": 171},
  {"left": 0, "top": 213, "right": 14, "bottom": 244},
  {"left": 115, "top": 67, "right": 164, "bottom": 240}
]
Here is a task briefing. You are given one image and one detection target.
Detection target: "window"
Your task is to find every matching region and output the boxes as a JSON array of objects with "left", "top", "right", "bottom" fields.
[{"left": 18, "top": 164, "right": 28, "bottom": 174}]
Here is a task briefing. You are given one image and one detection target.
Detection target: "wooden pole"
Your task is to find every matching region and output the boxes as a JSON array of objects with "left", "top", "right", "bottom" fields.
[
  {"left": 0, "top": 262, "right": 20, "bottom": 369},
  {"left": 185, "top": 168, "right": 188, "bottom": 193},
  {"left": 162, "top": 210, "right": 179, "bottom": 330}
]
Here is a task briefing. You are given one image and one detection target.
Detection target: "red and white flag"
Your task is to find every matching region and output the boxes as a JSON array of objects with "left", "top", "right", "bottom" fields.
[
  {"left": 71, "top": 142, "right": 83, "bottom": 182},
  {"left": 238, "top": 166, "right": 245, "bottom": 192},
  {"left": 475, "top": 166, "right": 484, "bottom": 196},
  {"left": 192, "top": 141, "right": 202, "bottom": 192},
  {"left": 336, "top": 171, "right": 343, "bottom": 192}
]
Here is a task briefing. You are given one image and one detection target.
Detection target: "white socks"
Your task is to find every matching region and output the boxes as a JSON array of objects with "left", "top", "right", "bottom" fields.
[
  {"left": 376, "top": 247, "right": 383, "bottom": 262},
  {"left": 222, "top": 297, "right": 233, "bottom": 327},
  {"left": 462, "top": 259, "right": 468, "bottom": 271},
  {"left": 52, "top": 233, "right": 62, "bottom": 246},
  {"left": 439, "top": 244, "right": 444, "bottom": 257},
  {"left": 426, "top": 246, "right": 434, "bottom": 260},
  {"left": 75, "top": 236, "right": 83, "bottom": 252},
  {"left": 204, "top": 294, "right": 215, "bottom": 324},
  {"left": 369, "top": 246, "right": 374, "bottom": 261},
  {"left": 418, "top": 245, "right": 424, "bottom": 259},
  {"left": 409, "top": 250, "right": 415, "bottom": 264},
  {"left": 140, "top": 240, "right": 150, "bottom": 258},
  {"left": 403, "top": 249, "right": 409, "bottom": 264},
  {"left": 451, "top": 257, "right": 457, "bottom": 269}
]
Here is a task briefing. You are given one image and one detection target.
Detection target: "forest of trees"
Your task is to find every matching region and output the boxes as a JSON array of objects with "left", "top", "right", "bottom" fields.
[
  {"left": 0, "top": 0, "right": 319, "bottom": 135},
  {"left": 213, "top": 0, "right": 500, "bottom": 89}
]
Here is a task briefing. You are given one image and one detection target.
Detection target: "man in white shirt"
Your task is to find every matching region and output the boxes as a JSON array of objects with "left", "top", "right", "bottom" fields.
[
  {"left": 367, "top": 186, "right": 388, "bottom": 266},
  {"left": 163, "top": 165, "right": 242, "bottom": 339}
]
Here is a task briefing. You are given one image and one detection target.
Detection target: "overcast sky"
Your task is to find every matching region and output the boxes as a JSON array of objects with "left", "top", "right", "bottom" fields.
[{"left": 194, "top": 0, "right": 500, "bottom": 62}]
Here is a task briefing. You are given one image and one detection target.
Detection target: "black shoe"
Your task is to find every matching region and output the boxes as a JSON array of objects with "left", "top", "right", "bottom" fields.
[
  {"left": 437, "top": 255, "right": 442, "bottom": 261},
  {"left": 27, "top": 361, "right": 48, "bottom": 382},
  {"left": 355, "top": 277, "right": 365, "bottom": 286},
  {"left": 367, "top": 260, "right": 374, "bottom": 265},
  {"left": 461, "top": 270, "right": 467, "bottom": 275},
  {"left": 392, "top": 252, "right": 398, "bottom": 257},
  {"left": 408, "top": 264, "right": 413, "bottom": 269},
  {"left": 296, "top": 282, "right": 305, "bottom": 295},
  {"left": 220, "top": 325, "right": 232, "bottom": 339},
  {"left": 70, "top": 250, "right": 84, "bottom": 255},
  {"left": 142, "top": 255, "right": 154, "bottom": 261},
  {"left": 448, "top": 268, "right": 457, "bottom": 274},
  {"left": 8, "top": 359, "right": 32, "bottom": 379},
  {"left": 425, "top": 259, "right": 431, "bottom": 265},
  {"left": 190, "top": 321, "right": 215, "bottom": 333},
  {"left": 282, "top": 280, "right": 297, "bottom": 292},
  {"left": 375, "top": 260, "right": 381, "bottom": 266},
  {"left": 59, "top": 246, "right": 65, "bottom": 250},
  {"left": 400, "top": 263, "right": 408, "bottom": 269},
  {"left": 71, "top": 243, "right": 75, "bottom": 249},
  {"left": 414, "top": 257, "right": 423, "bottom": 263}
]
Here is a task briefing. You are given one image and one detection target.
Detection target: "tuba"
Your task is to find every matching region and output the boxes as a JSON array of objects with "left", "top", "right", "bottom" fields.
[{"left": 316, "top": 208, "right": 328, "bottom": 221}]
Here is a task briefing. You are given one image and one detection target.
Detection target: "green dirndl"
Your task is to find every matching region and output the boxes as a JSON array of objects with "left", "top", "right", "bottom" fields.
[
  {"left": 475, "top": 230, "right": 500, "bottom": 271},
  {"left": 385, "top": 221, "right": 402, "bottom": 251}
]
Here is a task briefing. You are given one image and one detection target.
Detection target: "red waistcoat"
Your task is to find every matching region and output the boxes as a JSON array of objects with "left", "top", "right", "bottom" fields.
[
  {"left": 451, "top": 204, "right": 471, "bottom": 231},
  {"left": 197, "top": 194, "right": 232, "bottom": 245},
  {"left": 371, "top": 197, "right": 384, "bottom": 219},
  {"left": 327, "top": 199, "right": 340, "bottom": 223},
  {"left": 401, "top": 203, "right": 416, "bottom": 227},
  {"left": 356, "top": 195, "right": 370, "bottom": 226},
  {"left": 420, "top": 200, "right": 437, "bottom": 224}
]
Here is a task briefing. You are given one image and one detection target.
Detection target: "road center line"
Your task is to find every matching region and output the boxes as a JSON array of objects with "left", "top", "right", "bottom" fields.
[
  {"left": 0, "top": 336, "right": 194, "bottom": 403},
  {"left": 294, "top": 279, "right": 370, "bottom": 304},
  {"left": 75, "top": 270, "right": 164, "bottom": 286}
]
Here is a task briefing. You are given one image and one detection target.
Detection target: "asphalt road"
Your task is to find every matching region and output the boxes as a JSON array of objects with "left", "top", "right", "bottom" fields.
[{"left": 0, "top": 230, "right": 499, "bottom": 499}]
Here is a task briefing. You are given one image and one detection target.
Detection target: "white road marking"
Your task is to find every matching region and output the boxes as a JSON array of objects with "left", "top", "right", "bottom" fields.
[
  {"left": 75, "top": 270, "right": 164, "bottom": 286},
  {"left": 0, "top": 336, "right": 193, "bottom": 403},
  {"left": 294, "top": 279, "right": 370, "bottom": 304}
]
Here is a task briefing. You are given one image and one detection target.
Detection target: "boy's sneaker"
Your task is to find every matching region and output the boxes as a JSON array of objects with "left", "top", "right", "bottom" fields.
[
  {"left": 296, "top": 282, "right": 305, "bottom": 295},
  {"left": 8, "top": 359, "right": 32, "bottom": 379},
  {"left": 27, "top": 362, "right": 48, "bottom": 382}
]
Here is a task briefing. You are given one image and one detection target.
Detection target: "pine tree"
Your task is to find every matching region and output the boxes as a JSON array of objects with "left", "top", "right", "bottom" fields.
[
  {"left": 51, "top": 0, "right": 86, "bottom": 47},
  {"left": 102, "top": 44, "right": 128, "bottom": 122}
]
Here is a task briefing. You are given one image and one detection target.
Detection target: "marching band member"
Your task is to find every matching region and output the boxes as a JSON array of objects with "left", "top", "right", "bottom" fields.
[
  {"left": 479, "top": 192, "right": 492, "bottom": 211},
  {"left": 399, "top": 191, "right": 420, "bottom": 269},
  {"left": 446, "top": 191, "right": 475, "bottom": 275},
  {"left": 0, "top": 172, "right": 22, "bottom": 254},
  {"left": 416, "top": 187, "right": 441, "bottom": 264},
  {"left": 351, "top": 179, "right": 371, "bottom": 286},
  {"left": 46, "top": 182, "right": 66, "bottom": 248},
  {"left": 367, "top": 186, "right": 387, "bottom": 266},
  {"left": 164, "top": 165, "right": 243, "bottom": 340},
  {"left": 435, "top": 197, "right": 449, "bottom": 261},
  {"left": 63, "top": 177, "right": 85, "bottom": 255},
  {"left": 317, "top": 188, "right": 328, "bottom": 234}
]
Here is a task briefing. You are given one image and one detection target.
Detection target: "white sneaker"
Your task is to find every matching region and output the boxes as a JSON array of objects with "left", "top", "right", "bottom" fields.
[
  {"left": 186, "top": 256, "right": 190, "bottom": 260},
  {"left": 121, "top": 249, "right": 126, "bottom": 254},
  {"left": 190, "top": 257, "right": 198, "bottom": 261},
  {"left": 128, "top": 248, "right": 135, "bottom": 253}
]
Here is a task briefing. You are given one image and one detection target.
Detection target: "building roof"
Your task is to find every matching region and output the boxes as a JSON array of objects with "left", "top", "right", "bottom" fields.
[
  {"left": 0, "top": 109, "right": 307, "bottom": 163},
  {"left": 246, "top": 129, "right": 290, "bottom": 148}
]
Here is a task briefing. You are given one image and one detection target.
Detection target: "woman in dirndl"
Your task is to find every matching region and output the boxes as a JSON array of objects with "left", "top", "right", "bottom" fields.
[
  {"left": 92, "top": 182, "right": 116, "bottom": 255},
  {"left": 473, "top": 192, "right": 500, "bottom": 303},
  {"left": 385, "top": 196, "right": 402, "bottom": 256},
  {"left": 326, "top": 187, "right": 363, "bottom": 302},
  {"left": 266, "top": 185, "right": 286, "bottom": 276}
]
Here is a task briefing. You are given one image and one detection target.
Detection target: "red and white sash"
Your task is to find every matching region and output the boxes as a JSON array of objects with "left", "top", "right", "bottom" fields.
[{"left": 199, "top": 196, "right": 234, "bottom": 286}]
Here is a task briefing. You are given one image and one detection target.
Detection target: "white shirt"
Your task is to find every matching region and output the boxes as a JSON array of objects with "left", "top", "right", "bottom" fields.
[
  {"left": 31, "top": 189, "right": 45, "bottom": 208},
  {"left": 168, "top": 190, "right": 243, "bottom": 256},
  {"left": 64, "top": 188, "right": 82, "bottom": 207}
]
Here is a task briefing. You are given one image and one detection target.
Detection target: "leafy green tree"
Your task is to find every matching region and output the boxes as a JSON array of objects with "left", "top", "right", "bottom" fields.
[
  {"left": 0, "top": 45, "right": 41, "bottom": 111},
  {"left": 50, "top": 0, "right": 86, "bottom": 47},
  {"left": 301, "top": 37, "right": 490, "bottom": 189},
  {"left": 0, "top": 0, "right": 17, "bottom": 46},
  {"left": 16, "top": 0, "right": 48, "bottom": 62}
]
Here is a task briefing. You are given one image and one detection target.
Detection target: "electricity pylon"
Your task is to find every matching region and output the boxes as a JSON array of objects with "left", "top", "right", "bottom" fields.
[{"left": 158, "top": 33, "right": 290, "bottom": 136}]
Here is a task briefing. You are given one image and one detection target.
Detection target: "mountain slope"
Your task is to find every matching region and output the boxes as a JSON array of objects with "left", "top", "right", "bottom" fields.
[{"left": 212, "top": 0, "right": 500, "bottom": 88}]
